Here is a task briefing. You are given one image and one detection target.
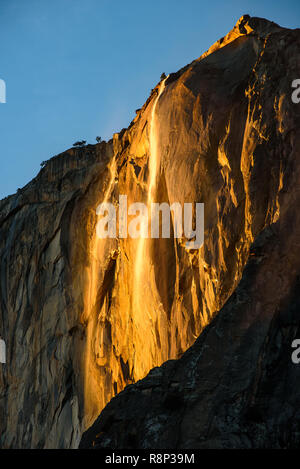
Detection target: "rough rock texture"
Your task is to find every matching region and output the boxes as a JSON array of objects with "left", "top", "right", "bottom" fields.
[
  {"left": 81, "top": 16, "right": 300, "bottom": 449},
  {"left": 80, "top": 222, "right": 300, "bottom": 449},
  {"left": 0, "top": 142, "right": 115, "bottom": 448},
  {"left": 1, "top": 15, "right": 300, "bottom": 448}
]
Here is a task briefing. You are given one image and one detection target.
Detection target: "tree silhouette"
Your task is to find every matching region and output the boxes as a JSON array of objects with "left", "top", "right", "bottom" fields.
[{"left": 73, "top": 140, "right": 86, "bottom": 147}]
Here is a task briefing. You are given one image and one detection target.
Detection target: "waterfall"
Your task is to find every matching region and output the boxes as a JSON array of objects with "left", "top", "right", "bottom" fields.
[
  {"left": 84, "top": 155, "right": 117, "bottom": 323},
  {"left": 82, "top": 76, "right": 168, "bottom": 426},
  {"left": 133, "top": 77, "right": 167, "bottom": 322},
  {"left": 82, "top": 155, "right": 117, "bottom": 428},
  {"left": 148, "top": 78, "right": 167, "bottom": 203}
]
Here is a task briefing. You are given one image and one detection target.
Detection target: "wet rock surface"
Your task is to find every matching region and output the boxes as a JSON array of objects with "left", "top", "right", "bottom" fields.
[
  {"left": 1, "top": 15, "right": 300, "bottom": 448},
  {"left": 81, "top": 223, "right": 300, "bottom": 448}
]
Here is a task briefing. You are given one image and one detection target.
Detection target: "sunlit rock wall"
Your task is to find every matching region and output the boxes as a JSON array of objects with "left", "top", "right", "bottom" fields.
[{"left": 1, "top": 15, "right": 299, "bottom": 448}]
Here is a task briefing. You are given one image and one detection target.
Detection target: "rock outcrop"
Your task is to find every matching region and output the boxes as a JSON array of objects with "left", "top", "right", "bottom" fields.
[
  {"left": 80, "top": 222, "right": 300, "bottom": 449},
  {"left": 0, "top": 142, "right": 114, "bottom": 448},
  {"left": 1, "top": 15, "right": 300, "bottom": 448}
]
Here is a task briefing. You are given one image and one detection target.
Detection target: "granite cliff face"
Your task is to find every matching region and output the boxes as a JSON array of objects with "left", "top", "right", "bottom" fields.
[
  {"left": 1, "top": 15, "right": 300, "bottom": 448},
  {"left": 80, "top": 221, "right": 300, "bottom": 449}
]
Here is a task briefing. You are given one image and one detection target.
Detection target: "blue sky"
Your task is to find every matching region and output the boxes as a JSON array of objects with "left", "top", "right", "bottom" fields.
[{"left": 0, "top": 0, "right": 299, "bottom": 199}]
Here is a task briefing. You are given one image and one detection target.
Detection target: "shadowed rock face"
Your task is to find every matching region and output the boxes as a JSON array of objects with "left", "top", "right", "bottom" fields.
[
  {"left": 0, "top": 143, "right": 114, "bottom": 448},
  {"left": 80, "top": 222, "right": 300, "bottom": 449},
  {"left": 1, "top": 15, "right": 300, "bottom": 448}
]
